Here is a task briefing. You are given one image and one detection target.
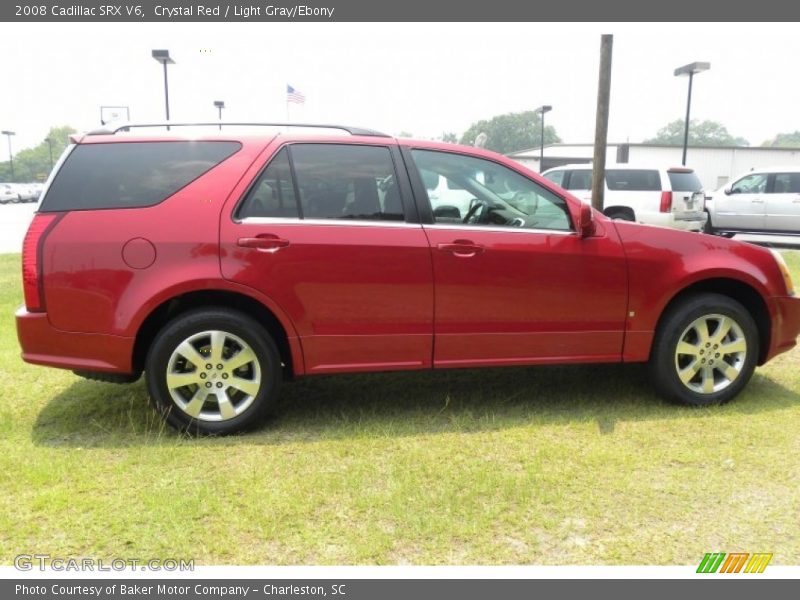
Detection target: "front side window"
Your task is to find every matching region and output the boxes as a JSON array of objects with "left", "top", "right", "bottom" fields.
[
  {"left": 772, "top": 173, "right": 800, "bottom": 194},
  {"left": 291, "top": 144, "right": 404, "bottom": 221},
  {"left": 411, "top": 149, "right": 573, "bottom": 232},
  {"left": 730, "top": 173, "right": 767, "bottom": 194}
]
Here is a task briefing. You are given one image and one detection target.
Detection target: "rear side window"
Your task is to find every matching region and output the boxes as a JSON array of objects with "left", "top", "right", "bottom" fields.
[
  {"left": 773, "top": 173, "right": 800, "bottom": 194},
  {"left": 291, "top": 144, "right": 404, "bottom": 221},
  {"left": 238, "top": 148, "right": 299, "bottom": 218},
  {"left": 40, "top": 141, "right": 241, "bottom": 212},
  {"left": 667, "top": 170, "right": 703, "bottom": 192},
  {"left": 606, "top": 169, "right": 661, "bottom": 191}
]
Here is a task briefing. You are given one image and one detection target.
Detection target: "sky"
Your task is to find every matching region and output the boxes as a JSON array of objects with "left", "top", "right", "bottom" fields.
[{"left": 1, "top": 22, "right": 799, "bottom": 154}]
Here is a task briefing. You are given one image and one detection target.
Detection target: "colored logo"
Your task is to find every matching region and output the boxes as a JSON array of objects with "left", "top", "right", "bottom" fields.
[{"left": 697, "top": 552, "right": 772, "bottom": 573}]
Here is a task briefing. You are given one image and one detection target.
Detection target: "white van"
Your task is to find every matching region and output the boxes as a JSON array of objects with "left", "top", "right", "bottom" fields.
[
  {"left": 541, "top": 163, "right": 707, "bottom": 232},
  {"left": 705, "top": 166, "right": 800, "bottom": 235}
]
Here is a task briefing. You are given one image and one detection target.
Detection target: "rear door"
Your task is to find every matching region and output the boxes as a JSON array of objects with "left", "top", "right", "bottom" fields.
[
  {"left": 764, "top": 172, "right": 800, "bottom": 232},
  {"left": 220, "top": 140, "right": 434, "bottom": 374},
  {"left": 713, "top": 172, "right": 768, "bottom": 230}
]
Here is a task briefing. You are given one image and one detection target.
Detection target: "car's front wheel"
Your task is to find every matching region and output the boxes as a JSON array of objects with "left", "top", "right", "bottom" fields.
[
  {"left": 649, "top": 293, "right": 758, "bottom": 406},
  {"left": 145, "top": 308, "right": 281, "bottom": 434}
]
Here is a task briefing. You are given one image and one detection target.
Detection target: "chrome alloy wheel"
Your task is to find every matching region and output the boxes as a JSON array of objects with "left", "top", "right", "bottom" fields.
[
  {"left": 165, "top": 330, "right": 262, "bottom": 422},
  {"left": 674, "top": 313, "right": 747, "bottom": 395}
]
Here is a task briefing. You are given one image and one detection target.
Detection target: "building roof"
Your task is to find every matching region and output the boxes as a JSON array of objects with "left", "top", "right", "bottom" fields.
[{"left": 508, "top": 142, "right": 800, "bottom": 157}]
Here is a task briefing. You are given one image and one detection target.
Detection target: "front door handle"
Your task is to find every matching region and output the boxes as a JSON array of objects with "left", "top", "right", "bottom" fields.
[
  {"left": 237, "top": 235, "right": 290, "bottom": 252},
  {"left": 751, "top": 199, "right": 764, "bottom": 204},
  {"left": 437, "top": 240, "right": 484, "bottom": 257}
]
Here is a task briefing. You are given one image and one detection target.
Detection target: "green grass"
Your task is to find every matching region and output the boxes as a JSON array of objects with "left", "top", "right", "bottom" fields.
[{"left": 1, "top": 250, "right": 799, "bottom": 565}]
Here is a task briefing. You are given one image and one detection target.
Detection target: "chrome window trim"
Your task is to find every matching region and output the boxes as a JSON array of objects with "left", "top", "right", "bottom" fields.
[
  {"left": 423, "top": 223, "right": 576, "bottom": 236},
  {"left": 238, "top": 217, "right": 421, "bottom": 228}
]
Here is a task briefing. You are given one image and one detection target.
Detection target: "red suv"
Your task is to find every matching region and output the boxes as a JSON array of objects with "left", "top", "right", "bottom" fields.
[{"left": 16, "top": 123, "right": 800, "bottom": 434}]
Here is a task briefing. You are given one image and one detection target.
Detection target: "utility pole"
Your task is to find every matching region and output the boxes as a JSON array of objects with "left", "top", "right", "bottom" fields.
[{"left": 591, "top": 35, "right": 613, "bottom": 212}]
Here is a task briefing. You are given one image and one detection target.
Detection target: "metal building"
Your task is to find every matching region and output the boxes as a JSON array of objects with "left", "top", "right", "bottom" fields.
[{"left": 508, "top": 143, "right": 800, "bottom": 191}]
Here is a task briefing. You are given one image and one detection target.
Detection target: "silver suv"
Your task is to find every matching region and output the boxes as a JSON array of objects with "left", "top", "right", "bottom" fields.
[
  {"left": 705, "top": 166, "right": 800, "bottom": 235},
  {"left": 542, "top": 164, "right": 707, "bottom": 232}
]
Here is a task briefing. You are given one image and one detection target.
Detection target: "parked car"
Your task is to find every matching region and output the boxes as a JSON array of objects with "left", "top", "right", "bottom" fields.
[
  {"left": 541, "top": 163, "right": 707, "bottom": 232},
  {"left": 16, "top": 123, "right": 800, "bottom": 434},
  {"left": 17, "top": 183, "right": 39, "bottom": 203},
  {"left": 705, "top": 166, "right": 800, "bottom": 236},
  {"left": 0, "top": 183, "right": 19, "bottom": 204},
  {"left": 31, "top": 182, "right": 44, "bottom": 201}
]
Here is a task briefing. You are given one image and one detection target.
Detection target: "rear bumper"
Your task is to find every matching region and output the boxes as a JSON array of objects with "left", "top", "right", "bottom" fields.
[
  {"left": 766, "top": 295, "right": 800, "bottom": 362},
  {"left": 15, "top": 306, "right": 135, "bottom": 373}
]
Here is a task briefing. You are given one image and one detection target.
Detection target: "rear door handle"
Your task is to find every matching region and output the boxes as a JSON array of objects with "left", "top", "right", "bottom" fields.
[
  {"left": 237, "top": 235, "right": 290, "bottom": 252},
  {"left": 437, "top": 240, "right": 484, "bottom": 257},
  {"left": 751, "top": 199, "right": 764, "bottom": 204}
]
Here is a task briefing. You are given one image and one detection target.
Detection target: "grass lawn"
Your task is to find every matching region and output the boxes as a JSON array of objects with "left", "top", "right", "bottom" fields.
[{"left": 1, "top": 250, "right": 799, "bottom": 566}]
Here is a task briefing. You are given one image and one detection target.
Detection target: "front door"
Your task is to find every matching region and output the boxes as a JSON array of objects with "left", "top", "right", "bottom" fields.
[
  {"left": 404, "top": 147, "right": 628, "bottom": 367},
  {"left": 714, "top": 172, "right": 768, "bottom": 231}
]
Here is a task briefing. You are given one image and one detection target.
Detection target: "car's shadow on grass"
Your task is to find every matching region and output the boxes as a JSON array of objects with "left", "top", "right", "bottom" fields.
[{"left": 31, "top": 363, "right": 800, "bottom": 448}]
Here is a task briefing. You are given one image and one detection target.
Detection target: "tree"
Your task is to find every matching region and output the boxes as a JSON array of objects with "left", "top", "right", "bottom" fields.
[
  {"left": 440, "top": 132, "right": 458, "bottom": 144},
  {"left": 0, "top": 126, "right": 76, "bottom": 182},
  {"left": 761, "top": 131, "right": 800, "bottom": 148},
  {"left": 459, "top": 111, "right": 561, "bottom": 154},
  {"left": 644, "top": 119, "right": 748, "bottom": 147}
]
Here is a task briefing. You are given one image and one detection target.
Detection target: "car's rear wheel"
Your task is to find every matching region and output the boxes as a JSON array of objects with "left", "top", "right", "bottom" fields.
[
  {"left": 145, "top": 308, "right": 281, "bottom": 434},
  {"left": 649, "top": 293, "right": 758, "bottom": 406}
]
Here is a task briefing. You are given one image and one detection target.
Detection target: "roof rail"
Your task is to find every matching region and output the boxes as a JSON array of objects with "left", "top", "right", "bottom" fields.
[{"left": 87, "top": 122, "right": 391, "bottom": 137}]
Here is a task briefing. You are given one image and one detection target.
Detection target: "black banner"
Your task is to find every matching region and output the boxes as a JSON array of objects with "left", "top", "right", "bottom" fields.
[
  {"left": 4, "top": 0, "right": 800, "bottom": 22},
  {"left": 5, "top": 579, "right": 800, "bottom": 600}
]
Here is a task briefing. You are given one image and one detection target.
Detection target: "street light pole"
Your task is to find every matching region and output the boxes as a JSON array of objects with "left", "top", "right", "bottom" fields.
[
  {"left": 151, "top": 49, "right": 175, "bottom": 130},
  {"left": 214, "top": 100, "right": 225, "bottom": 131},
  {"left": 45, "top": 137, "right": 54, "bottom": 170},
  {"left": 674, "top": 61, "right": 710, "bottom": 166},
  {"left": 535, "top": 105, "right": 552, "bottom": 172},
  {"left": 1, "top": 131, "right": 15, "bottom": 181}
]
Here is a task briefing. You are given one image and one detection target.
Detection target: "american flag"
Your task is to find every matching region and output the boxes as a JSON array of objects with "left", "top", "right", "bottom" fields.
[{"left": 286, "top": 84, "right": 305, "bottom": 104}]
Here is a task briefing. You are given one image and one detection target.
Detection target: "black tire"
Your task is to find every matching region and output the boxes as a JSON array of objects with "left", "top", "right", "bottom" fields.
[
  {"left": 605, "top": 208, "right": 635, "bottom": 221},
  {"left": 649, "top": 293, "right": 758, "bottom": 407},
  {"left": 145, "top": 308, "right": 281, "bottom": 435},
  {"left": 702, "top": 212, "right": 715, "bottom": 235}
]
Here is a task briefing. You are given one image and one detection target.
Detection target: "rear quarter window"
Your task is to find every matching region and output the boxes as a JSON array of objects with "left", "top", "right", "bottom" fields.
[
  {"left": 667, "top": 171, "right": 703, "bottom": 192},
  {"left": 40, "top": 141, "right": 241, "bottom": 212},
  {"left": 605, "top": 169, "right": 661, "bottom": 191}
]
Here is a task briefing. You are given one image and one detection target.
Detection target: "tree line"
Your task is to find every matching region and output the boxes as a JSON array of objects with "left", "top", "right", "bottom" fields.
[
  {"left": 2, "top": 120, "right": 798, "bottom": 184},
  {"left": 0, "top": 126, "right": 76, "bottom": 183}
]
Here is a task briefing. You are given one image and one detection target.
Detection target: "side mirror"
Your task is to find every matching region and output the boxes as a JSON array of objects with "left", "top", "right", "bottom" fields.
[
  {"left": 579, "top": 203, "right": 596, "bottom": 238},
  {"left": 723, "top": 186, "right": 733, "bottom": 195}
]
